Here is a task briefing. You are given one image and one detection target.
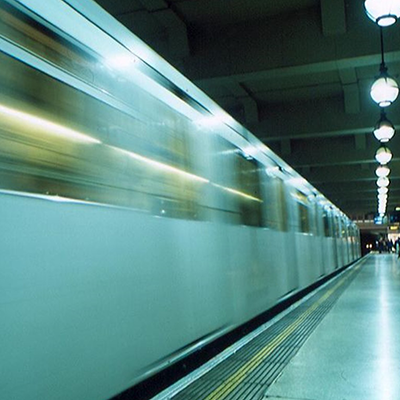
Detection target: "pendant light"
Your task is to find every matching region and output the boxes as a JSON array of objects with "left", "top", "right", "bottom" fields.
[
  {"left": 377, "top": 176, "right": 390, "bottom": 187},
  {"left": 364, "top": 0, "right": 400, "bottom": 27},
  {"left": 373, "top": 110, "right": 395, "bottom": 142},
  {"left": 370, "top": 28, "right": 399, "bottom": 107},
  {"left": 375, "top": 164, "right": 390, "bottom": 177},
  {"left": 375, "top": 144, "right": 392, "bottom": 164},
  {"left": 378, "top": 187, "right": 388, "bottom": 194}
]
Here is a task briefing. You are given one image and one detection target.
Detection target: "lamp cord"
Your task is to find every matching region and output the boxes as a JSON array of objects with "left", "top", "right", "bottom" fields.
[{"left": 380, "top": 26, "right": 385, "bottom": 68}]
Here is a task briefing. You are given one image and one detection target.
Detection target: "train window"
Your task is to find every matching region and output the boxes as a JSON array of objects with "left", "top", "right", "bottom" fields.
[
  {"left": 0, "top": 50, "right": 207, "bottom": 220},
  {"left": 277, "top": 179, "right": 288, "bottom": 231},
  {"left": 295, "top": 191, "right": 310, "bottom": 233},
  {"left": 333, "top": 216, "right": 341, "bottom": 238},
  {"left": 341, "top": 219, "right": 348, "bottom": 239},
  {"left": 263, "top": 177, "right": 288, "bottom": 231},
  {"left": 310, "top": 201, "right": 319, "bottom": 235},
  {"left": 322, "top": 208, "right": 332, "bottom": 237},
  {"left": 233, "top": 153, "right": 263, "bottom": 227},
  {"left": 299, "top": 204, "right": 310, "bottom": 233},
  {"left": 263, "top": 177, "right": 279, "bottom": 230}
]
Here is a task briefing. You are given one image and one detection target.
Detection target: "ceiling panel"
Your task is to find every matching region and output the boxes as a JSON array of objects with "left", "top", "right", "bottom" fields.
[{"left": 170, "top": 0, "right": 318, "bottom": 26}]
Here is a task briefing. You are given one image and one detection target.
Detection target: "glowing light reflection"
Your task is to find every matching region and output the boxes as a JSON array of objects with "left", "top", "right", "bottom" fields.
[
  {"left": 0, "top": 104, "right": 101, "bottom": 144},
  {"left": 111, "top": 147, "right": 264, "bottom": 202},
  {"left": 213, "top": 184, "right": 262, "bottom": 202},
  {"left": 112, "top": 147, "right": 209, "bottom": 183},
  {"left": 107, "top": 53, "right": 139, "bottom": 70}
]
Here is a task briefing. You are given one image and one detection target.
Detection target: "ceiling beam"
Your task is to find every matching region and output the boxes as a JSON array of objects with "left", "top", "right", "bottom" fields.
[
  {"left": 266, "top": 136, "right": 394, "bottom": 168},
  {"left": 300, "top": 163, "right": 400, "bottom": 184},
  {"left": 247, "top": 96, "right": 400, "bottom": 142},
  {"left": 185, "top": 2, "right": 400, "bottom": 82}
]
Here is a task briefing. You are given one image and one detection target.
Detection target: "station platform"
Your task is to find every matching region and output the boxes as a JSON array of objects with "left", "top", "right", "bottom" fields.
[{"left": 150, "top": 253, "right": 400, "bottom": 400}]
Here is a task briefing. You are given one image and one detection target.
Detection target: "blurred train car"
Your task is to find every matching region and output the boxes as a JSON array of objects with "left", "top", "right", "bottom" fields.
[{"left": 0, "top": 1, "right": 361, "bottom": 399}]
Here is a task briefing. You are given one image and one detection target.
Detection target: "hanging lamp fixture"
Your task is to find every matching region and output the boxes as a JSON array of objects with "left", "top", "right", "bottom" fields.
[
  {"left": 370, "top": 28, "right": 399, "bottom": 107},
  {"left": 378, "top": 186, "right": 389, "bottom": 194},
  {"left": 377, "top": 176, "right": 390, "bottom": 187},
  {"left": 364, "top": 0, "right": 400, "bottom": 27},
  {"left": 375, "top": 164, "right": 391, "bottom": 177},
  {"left": 373, "top": 110, "right": 395, "bottom": 142},
  {"left": 375, "top": 144, "right": 393, "bottom": 164},
  {"left": 371, "top": 68, "right": 399, "bottom": 107}
]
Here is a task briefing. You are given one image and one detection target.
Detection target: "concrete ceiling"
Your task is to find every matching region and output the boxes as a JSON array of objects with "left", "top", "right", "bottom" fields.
[{"left": 94, "top": 0, "right": 400, "bottom": 221}]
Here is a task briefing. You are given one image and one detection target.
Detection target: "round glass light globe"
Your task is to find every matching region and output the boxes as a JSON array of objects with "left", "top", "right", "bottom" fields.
[
  {"left": 364, "top": 0, "right": 400, "bottom": 27},
  {"left": 376, "top": 165, "right": 390, "bottom": 177},
  {"left": 378, "top": 194, "right": 388, "bottom": 200},
  {"left": 375, "top": 145, "right": 392, "bottom": 164},
  {"left": 378, "top": 187, "right": 388, "bottom": 194},
  {"left": 374, "top": 118, "right": 395, "bottom": 142},
  {"left": 377, "top": 176, "right": 390, "bottom": 187},
  {"left": 370, "top": 76, "right": 399, "bottom": 107}
]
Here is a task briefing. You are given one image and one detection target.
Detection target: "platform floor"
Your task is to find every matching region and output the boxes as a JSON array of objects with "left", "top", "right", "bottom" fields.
[
  {"left": 265, "top": 253, "right": 400, "bottom": 400},
  {"left": 152, "top": 253, "right": 400, "bottom": 400}
]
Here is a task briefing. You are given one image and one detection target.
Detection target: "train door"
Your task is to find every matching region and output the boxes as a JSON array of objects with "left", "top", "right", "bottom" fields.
[
  {"left": 312, "top": 200, "right": 324, "bottom": 277},
  {"left": 279, "top": 178, "right": 299, "bottom": 293}
]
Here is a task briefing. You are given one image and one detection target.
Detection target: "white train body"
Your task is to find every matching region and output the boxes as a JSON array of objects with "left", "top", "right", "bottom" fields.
[{"left": 0, "top": 1, "right": 360, "bottom": 399}]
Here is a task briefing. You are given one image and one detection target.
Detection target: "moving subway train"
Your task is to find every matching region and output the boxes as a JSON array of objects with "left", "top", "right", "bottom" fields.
[{"left": 0, "top": 1, "right": 361, "bottom": 399}]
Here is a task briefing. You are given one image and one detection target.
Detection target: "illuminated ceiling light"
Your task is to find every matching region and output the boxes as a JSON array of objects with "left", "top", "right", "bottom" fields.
[
  {"left": 377, "top": 176, "right": 390, "bottom": 187},
  {"left": 373, "top": 111, "right": 395, "bottom": 142},
  {"left": 376, "top": 164, "right": 391, "bottom": 177},
  {"left": 375, "top": 144, "right": 392, "bottom": 164},
  {"left": 378, "top": 193, "right": 388, "bottom": 201},
  {"left": 364, "top": 0, "right": 400, "bottom": 27},
  {"left": 370, "top": 28, "right": 399, "bottom": 107},
  {"left": 371, "top": 70, "right": 399, "bottom": 107},
  {"left": 378, "top": 187, "right": 389, "bottom": 194}
]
